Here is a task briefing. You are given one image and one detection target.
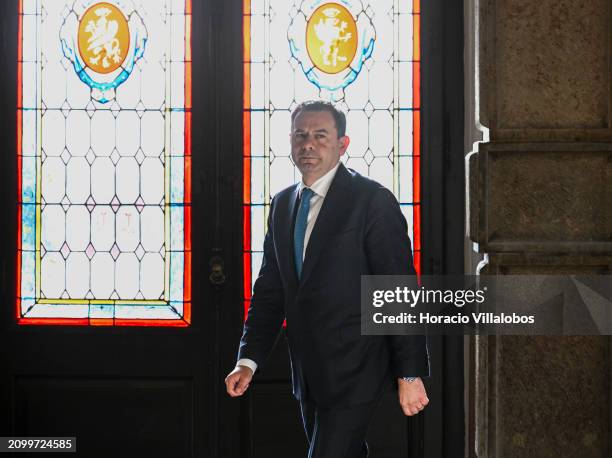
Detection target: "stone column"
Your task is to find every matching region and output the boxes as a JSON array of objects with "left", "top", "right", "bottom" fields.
[{"left": 466, "top": 0, "right": 612, "bottom": 456}]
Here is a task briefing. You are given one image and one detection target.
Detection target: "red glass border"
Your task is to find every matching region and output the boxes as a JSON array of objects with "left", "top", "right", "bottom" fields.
[
  {"left": 16, "top": 0, "right": 193, "bottom": 327},
  {"left": 241, "top": 1, "right": 423, "bottom": 313}
]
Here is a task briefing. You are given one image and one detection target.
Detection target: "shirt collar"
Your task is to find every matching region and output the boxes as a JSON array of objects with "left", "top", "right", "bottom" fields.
[{"left": 298, "top": 162, "right": 340, "bottom": 198}]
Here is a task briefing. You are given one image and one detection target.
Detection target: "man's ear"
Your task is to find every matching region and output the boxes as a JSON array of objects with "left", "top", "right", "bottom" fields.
[{"left": 339, "top": 135, "right": 350, "bottom": 154}]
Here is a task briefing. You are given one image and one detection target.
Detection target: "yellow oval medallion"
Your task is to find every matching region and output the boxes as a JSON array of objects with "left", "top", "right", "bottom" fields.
[
  {"left": 306, "top": 3, "right": 358, "bottom": 74},
  {"left": 78, "top": 2, "right": 130, "bottom": 74}
]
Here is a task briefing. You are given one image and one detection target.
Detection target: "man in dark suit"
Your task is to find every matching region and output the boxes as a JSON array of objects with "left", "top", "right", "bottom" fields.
[{"left": 225, "top": 101, "right": 429, "bottom": 457}]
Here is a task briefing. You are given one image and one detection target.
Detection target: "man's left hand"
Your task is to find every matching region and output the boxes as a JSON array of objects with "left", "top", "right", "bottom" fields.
[{"left": 398, "top": 377, "right": 429, "bottom": 416}]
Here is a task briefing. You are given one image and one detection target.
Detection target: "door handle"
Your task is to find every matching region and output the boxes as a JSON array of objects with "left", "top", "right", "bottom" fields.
[{"left": 209, "top": 255, "right": 226, "bottom": 285}]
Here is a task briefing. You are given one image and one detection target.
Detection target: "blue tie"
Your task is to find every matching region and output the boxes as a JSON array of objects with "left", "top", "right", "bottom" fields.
[{"left": 294, "top": 188, "right": 314, "bottom": 278}]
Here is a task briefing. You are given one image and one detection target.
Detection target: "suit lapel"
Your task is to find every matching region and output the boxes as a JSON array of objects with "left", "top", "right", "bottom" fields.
[
  {"left": 299, "top": 164, "right": 352, "bottom": 287},
  {"left": 277, "top": 185, "right": 300, "bottom": 291}
]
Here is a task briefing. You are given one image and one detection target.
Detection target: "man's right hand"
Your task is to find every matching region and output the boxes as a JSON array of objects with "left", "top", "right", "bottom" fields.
[{"left": 225, "top": 365, "right": 254, "bottom": 397}]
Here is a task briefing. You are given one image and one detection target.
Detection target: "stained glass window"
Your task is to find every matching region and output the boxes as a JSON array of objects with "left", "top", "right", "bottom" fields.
[
  {"left": 243, "top": 0, "right": 421, "bottom": 315},
  {"left": 16, "top": 0, "right": 192, "bottom": 326}
]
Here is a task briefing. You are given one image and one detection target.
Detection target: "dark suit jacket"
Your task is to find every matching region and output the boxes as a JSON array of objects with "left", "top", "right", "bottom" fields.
[{"left": 238, "top": 163, "right": 429, "bottom": 407}]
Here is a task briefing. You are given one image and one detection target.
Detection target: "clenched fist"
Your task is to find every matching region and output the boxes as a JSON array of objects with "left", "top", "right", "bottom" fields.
[
  {"left": 225, "top": 365, "right": 254, "bottom": 397},
  {"left": 398, "top": 377, "right": 429, "bottom": 416}
]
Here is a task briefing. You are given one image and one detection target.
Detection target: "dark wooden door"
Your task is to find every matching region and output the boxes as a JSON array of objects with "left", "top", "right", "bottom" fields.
[
  {"left": 215, "top": 0, "right": 466, "bottom": 457},
  {"left": 0, "top": 1, "right": 222, "bottom": 457},
  {"left": 0, "top": 0, "right": 465, "bottom": 457}
]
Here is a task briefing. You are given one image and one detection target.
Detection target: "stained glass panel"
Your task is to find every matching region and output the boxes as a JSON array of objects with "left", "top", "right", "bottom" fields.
[
  {"left": 243, "top": 0, "right": 421, "bottom": 316},
  {"left": 16, "top": 0, "right": 192, "bottom": 326}
]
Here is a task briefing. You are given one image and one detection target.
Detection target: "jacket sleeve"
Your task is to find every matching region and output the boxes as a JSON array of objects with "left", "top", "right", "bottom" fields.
[
  {"left": 364, "top": 186, "right": 430, "bottom": 378},
  {"left": 237, "top": 197, "right": 286, "bottom": 369}
]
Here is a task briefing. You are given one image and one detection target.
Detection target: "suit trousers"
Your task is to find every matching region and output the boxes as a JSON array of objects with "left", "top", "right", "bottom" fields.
[{"left": 299, "top": 395, "right": 381, "bottom": 458}]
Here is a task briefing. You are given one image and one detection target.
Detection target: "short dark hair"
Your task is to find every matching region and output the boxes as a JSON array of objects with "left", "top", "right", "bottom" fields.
[{"left": 290, "top": 100, "right": 347, "bottom": 138}]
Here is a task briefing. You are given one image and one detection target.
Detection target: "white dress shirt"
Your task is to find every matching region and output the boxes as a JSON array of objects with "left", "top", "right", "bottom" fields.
[{"left": 237, "top": 163, "right": 341, "bottom": 374}]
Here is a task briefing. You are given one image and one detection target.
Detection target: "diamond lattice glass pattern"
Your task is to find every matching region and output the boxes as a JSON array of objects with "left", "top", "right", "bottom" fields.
[
  {"left": 243, "top": 0, "right": 421, "bottom": 316},
  {"left": 17, "top": 0, "right": 192, "bottom": 325}
]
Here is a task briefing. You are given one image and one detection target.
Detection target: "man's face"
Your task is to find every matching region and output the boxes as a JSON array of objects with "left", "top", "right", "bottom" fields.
[{"left": 290, "top": 110, "right": 350, "bottom": 185}]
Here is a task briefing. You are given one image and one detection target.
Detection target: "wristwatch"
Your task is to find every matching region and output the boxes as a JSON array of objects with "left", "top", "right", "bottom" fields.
[{"left": 401, "top": 377, "right": 417, "bottom": 382}]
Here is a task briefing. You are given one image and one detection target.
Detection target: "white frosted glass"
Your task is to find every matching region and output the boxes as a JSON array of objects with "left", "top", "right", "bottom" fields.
[
  {"left": 66, "top": 157, "right": 90, "bottom": 204},
  {"left": 114, "top": 305, "right": 180, "bottom": 319},
  {"left": 115, "top": 253, "right": 139, "bottom": 298},
  {"left": 294, "top": 71, "right": 319, "bottom": 105},
  {"left": 345, "top": 111, "right": 368, "bottom": 157},
  {"left": 141, "top": 157, "right": 164, "bottom": 204},
  {"left": 90, "top": 252, "right": 115, "bottom": 298},
  {"left": 26, "top": 303, "right": 89, "bottom": 318},
  {"left": 170, "top": 62, "right": 185, "bottom": 109},
  {"left": 169, "top": 252, "right": 184, "bottom": 301},
  {"left": 66, "top": 69, "right": 91, "bottom": 109},
  {"left": 269, "top": 110, "right": 290, "bottom": 156},
  {"left": 115, "top": 205, "right": 140, "bottom": 252},
  {"left": 22, "top": 14, "right": 37, "bottom": 62},
  {"left": 170, "top": 157, "right": 184, "bottom": 203},
  {"left": 91, "top": 111, "right": 115, "bottom": 157},
  {"left": 269, "top": 62, "right": 293, "bottom": 109},
  {"left": 398, "top": 61, "right": 413, "bottom": 107},
  {"left": 41, "top": 252, "right": 65, "bottom": 298},
  {"left": 250, "top": 14, "right": 265, "bottom": 63},
  {"left": 41, "top": 63, "right": 66, "bottom": 109},
  {"left": 116, "top": 157, "right": 140, "bottom": 204},
  {"left": 116, "top": 110, "right": 140, "bottom": 157},
  {"left": 373, "top": 14, "right": 394, "bottom": 63},
  {"left": 171, "top": 14, "right": 185, "bottom": 62},
  {"left": 141, "top": 206, "right": 164, "bottom": 251},
  {"left": 141, "top": 62, "right": 166, "bottom": 109},
  {"left": 251, "top": 63, "right": 265, "bottom": 109},
  {"left": 20, "top": 251, "right": 36, "bottom": 298},
  {"left": 65, "top": 252, "right": 90, "bottom": 298},
  {"left": 250, "top": 110, "right": 264, "bottom": 156},
  {"left": 169, "top": 205, "right": 184, "bottom": 251},
  {"left": 344, "top": 67, "right": 369, "bottom": 108},
  {"left": 21, "top": 0, "right": 190, "bottom": 321},
  {"left": 21, "top": 110, "right": 37, "bottom": 156},
  {"left": 269, "top": 156, "right": 296, "bottom": 196},
  {"left": 42, "top": 110, "right": 65, "bottom": 157},
  {"left": 269, "top": 14, "right": 291, "bottom": 60},
  {"left": 369, "top": 62, "right": 394, "bottom": 109},
  {"left": 398, "top": 155, "right": 413, "bottom": 203},
  {"left": 170, "top": 111, "right": 185, "bottom": 156},
  {"left": 22, "top": 0, "right": 37, "bottom": 15},
  {"left": 66, "top": 111, "right": 90, "bottom": 156},
  {"left": 115, "top": 68, "right": 141, "bottom": 108},
  {"left": 65, "top": 205, "right": 90, "bottom": 251},
  {"left": 21, "top": 62, "right": 37, "bottom": 109},
  {"left": 250, "top": 157, "right": 265, "bottom": 204},
  {"left": 41, "top": 157, "right": 65, "bottom": 203},
  {"left": 369, "top": 157, "right": 394, "bottom": 191},
  {"left": 172, "top": 0, "right": 185, "bottom": 14},
  {"left": 41, "top": 205, "right": 65, "bottom": 251},
  {"left": 399, "top": 1, "right": 413, "bottom": 14},
  {"left": 370, "top": 110, "right": 393, "bottom": 156},
  {"left": 90, "top": 304, "right": 114, "bottom": 319},
  {"left": 398, "top": 13, "right": 414, "bottom": 62},
  {"left": 398, "top": 110, "right": 413, "bottom": 156},
  {"left": 251, "top": 205, "right": 265, "bottom": 253},
  {"left": 250, "top": 0, "right": 265, "bottom": 15},
  {"left": 141, "top": 111, "right": 165, "bottom": 157},
  {"left": 91, "top": 157, "right": 115, "bottom": 204},
  {"left": 91, "top": 206, "right": 115, "bottom": 251},
  {"left": 140, "top": 253, "right": 164, "bottom": 298}
]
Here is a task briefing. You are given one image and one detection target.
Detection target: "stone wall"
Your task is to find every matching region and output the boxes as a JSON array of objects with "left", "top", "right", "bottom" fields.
[{"left": 467, "top": 0, "right": 612, "bottom": 456}]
